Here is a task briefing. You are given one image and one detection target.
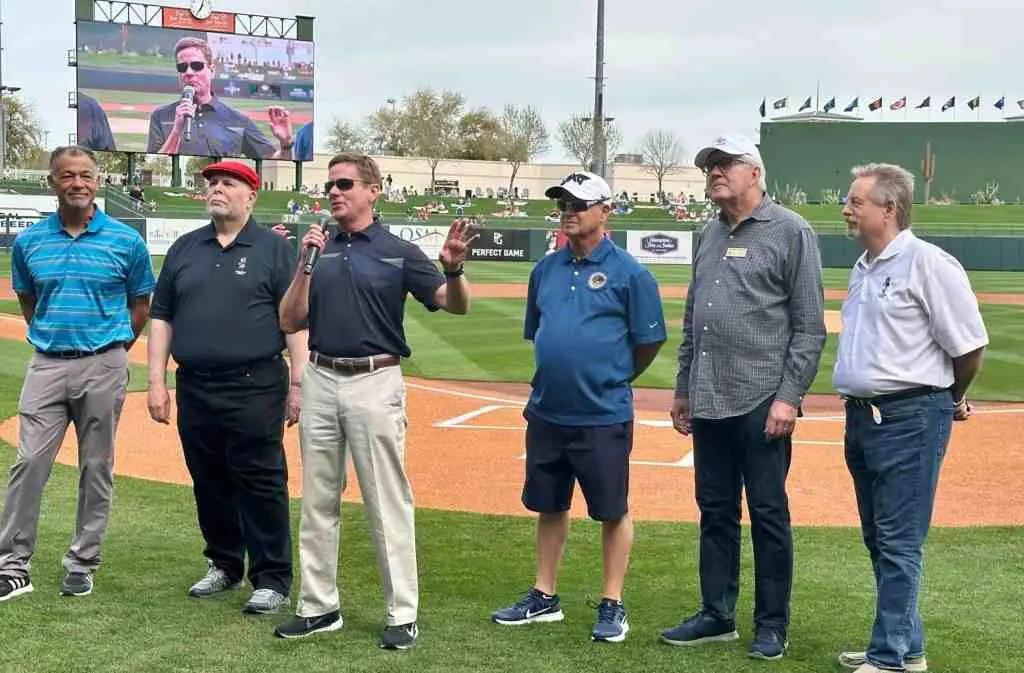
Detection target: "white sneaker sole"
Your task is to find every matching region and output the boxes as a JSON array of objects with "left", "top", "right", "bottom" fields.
[
  {"left": 188, "top": 581, "right": 243, "bottom": 598},
  {"left": 592, "top": 620, "right": 630, "bottom": 643},
  {"left": 839, "top": 652, "right": 927, "bottom": 672},
  {"left": 275, "top": 617, "right": 343, "bottom": 639},
  {"left": 492, "top": 610, "right": 565, "bottom": 625},
  {"left": 662, "top": 630, "right": 740, "bottom": 646},
  {"left": 0, "top": 583, "right": 33, "bottom": 602},
  {"left": 60, "top": 585, "right": 92, "bottom": 597}
]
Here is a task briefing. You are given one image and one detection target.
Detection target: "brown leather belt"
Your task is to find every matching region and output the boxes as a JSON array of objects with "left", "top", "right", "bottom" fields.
[{"left": 309, "top": 352, "right": 400, "bottom": 374}]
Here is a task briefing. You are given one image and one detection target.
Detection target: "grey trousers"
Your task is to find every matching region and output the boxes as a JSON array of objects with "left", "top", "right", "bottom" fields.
[{"left": 0, "top": 347, "right": 129, "bottom": 577}]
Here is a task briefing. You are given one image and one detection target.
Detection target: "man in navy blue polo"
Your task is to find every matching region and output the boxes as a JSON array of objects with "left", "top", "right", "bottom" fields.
[
  {"left": 0, "top": 145, "right": 155, "bottom": 602},
  {"left": 492, "top": 171, "right": 666, "bottom": 643},
  {"left": 147, "top": 36, "right": 295, "bottom": 160}
]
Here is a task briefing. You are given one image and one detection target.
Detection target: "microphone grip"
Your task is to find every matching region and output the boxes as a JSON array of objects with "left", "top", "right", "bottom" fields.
[
  {"left": 302, "top": 245, "right": 320, "bottom": 275},
  {"left": 184, "top": 115, "right": 193, "bottom": 142}
]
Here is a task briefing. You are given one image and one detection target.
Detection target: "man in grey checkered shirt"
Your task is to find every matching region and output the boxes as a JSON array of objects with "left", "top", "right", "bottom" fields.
[{"left": 660, "top": 134, "right": 826, "bottom": 661}]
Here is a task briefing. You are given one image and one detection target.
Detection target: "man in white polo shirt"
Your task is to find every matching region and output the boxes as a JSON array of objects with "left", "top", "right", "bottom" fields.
[{"left": 832, "top": 163, "right": 988, "bottom": 673}]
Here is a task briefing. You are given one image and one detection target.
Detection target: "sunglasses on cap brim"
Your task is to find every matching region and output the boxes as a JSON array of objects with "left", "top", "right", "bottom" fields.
[
  {"left": 556, "top": 198, "right": 604, "bottom": 213},
  {"left": 176, "top": 61, "right": 207, "bottom": 73}
]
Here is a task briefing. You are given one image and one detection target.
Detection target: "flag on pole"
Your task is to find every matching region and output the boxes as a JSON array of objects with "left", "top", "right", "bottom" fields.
[
  {"left": 1017, "top": 98, "right": 1024, "bottom": 110},
  {"left": 868, "top": 97, "right": 883, "bottom": 111},
  {"left": 844, "top": 97, "right": 859, "bottom": 112},
  {"left": 967, "top": 96, "right": 981, "bottom": 110},
  {"left": 823, "top": 97, "right": 836, "bottom": 112},
  {"left": 941, "top": 96, "right": 956, "bottom": 111},
  {"left": 916, "top": 96, "right": 931, "bottom": 109},
  {"left": 995, "top": 96, "right": 1005, "bottom": 110},
  {"left": 759, "top": 98, "right": 766, "bottom": 117},
  {"left": 799, "top": 97, "right": 812, "bottom": 111},
  {"left": 773, "top": 97, "right": 787, "bottom": 110},
  {"left": 890, "top": 96, "right": 907, "bottom": 111}
]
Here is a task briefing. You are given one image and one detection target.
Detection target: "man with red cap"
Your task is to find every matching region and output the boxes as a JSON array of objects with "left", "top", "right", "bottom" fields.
[{"left": 146, "top": 160, "right": 308, "bottom": 615}]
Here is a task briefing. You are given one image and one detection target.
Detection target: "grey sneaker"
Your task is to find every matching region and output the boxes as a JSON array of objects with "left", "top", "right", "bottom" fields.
[
  {"left": 839, "top": 651, "right": 927, "bottom": 672},
  {"left": 380, "top": 622, "right": 418, "bottom": 650},
  {"left": 188, "top": 564, "right": 242, "bottom": 598},
  {"left": 242, "top": 588, "right": 289, "bottom": 615},
  {"left": 60, "top": 572, "right": 93, "bottom": 597}
]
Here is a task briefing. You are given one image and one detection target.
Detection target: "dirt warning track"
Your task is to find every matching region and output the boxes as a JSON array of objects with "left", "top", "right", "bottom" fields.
[{"left": 0, "top": 315, "right": 1019, "bottom": 528}]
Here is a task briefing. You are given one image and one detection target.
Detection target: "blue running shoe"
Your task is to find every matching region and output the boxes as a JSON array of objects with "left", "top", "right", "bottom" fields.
[
  {"left": 591, "top": 598, "right": 629, "bottom": 643},
  {"left": 491, "top": 588, "right": 564, "bottom": 625}
]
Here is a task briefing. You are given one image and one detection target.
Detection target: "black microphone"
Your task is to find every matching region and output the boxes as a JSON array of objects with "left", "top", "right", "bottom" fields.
[
  {"left": 302, "top": 218, "right": 331, "bottom": 275},
  {"left": 182, "top": 85, "right": 196, "bottom": 142}
]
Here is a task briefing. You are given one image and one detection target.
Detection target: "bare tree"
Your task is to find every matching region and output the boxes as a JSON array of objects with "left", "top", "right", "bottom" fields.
[
  {"left": 402, "top": 88, "right": 465, "bottom": 193},
  {"left": 639, "top": 129, "right": 685, "bottom": 197},
  {"left": 497, "top": 104, "right": 549, "bottom": 193},
  {"left": 325, "top": 119, "right": 369, "bottom": 154},
  {"left": 556, "top": 114, "right": 622, "bottom": 169}
]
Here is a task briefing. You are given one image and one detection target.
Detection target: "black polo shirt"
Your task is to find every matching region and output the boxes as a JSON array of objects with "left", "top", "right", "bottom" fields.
[
  {"left": 308, "top": 221, "right": 445, "bottom": 358},
  {"left": 151, "top": 218, "right": 295, "bottom": 368}
]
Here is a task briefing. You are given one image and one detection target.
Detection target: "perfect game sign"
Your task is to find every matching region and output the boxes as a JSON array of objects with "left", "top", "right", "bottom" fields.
[{"left": 467, "top": 230, "right": 530, "bottom": 261}]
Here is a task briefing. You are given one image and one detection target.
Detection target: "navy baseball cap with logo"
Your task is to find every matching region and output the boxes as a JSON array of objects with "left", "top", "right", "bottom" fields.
[{"left": 544, "top": 170, "right": 613, "bottom": 203}]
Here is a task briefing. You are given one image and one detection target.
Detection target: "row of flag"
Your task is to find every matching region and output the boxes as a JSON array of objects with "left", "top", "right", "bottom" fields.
[{"left": 758, "top": 96, "right": 1024, "bottom": 117}]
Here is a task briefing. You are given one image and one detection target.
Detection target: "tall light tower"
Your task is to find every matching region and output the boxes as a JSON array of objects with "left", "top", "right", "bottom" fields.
[{"left": 590, "top": 0, "right": 607, "bottom": 178}]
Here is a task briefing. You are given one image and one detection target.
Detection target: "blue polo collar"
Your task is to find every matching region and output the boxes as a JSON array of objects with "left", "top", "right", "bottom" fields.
[
  {"left": 51, "top": 205, "right": 107, "bottom": 235},
  {"left": 560, "top": 235, "right": 614, "bottom": 264}
]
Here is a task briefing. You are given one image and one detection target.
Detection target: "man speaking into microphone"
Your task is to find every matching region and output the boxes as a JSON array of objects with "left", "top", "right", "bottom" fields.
[
  {"left": 273, "top": 153, "right": 476, "bottom": 649},
  {"left": 147, "top": 37, "right": 295, "bottom": 160}
]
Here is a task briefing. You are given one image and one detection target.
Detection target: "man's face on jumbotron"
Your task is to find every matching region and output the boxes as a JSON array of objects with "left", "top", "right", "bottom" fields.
[{"left": 176, "top": 46, "right": 214, "bottom": 99}]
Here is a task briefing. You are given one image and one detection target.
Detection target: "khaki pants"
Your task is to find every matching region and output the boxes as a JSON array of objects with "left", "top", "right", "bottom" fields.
[
  {"left": 296, "top": 361, "right": 416, "bottom": 625},
  {"left": 0, "top": 347, "right": 129, "bottom": 577}
]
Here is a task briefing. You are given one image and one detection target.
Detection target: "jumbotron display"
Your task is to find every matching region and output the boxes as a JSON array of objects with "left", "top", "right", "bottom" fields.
[{"left": 75, "top": 20, "right": 315, "bottom": 161}]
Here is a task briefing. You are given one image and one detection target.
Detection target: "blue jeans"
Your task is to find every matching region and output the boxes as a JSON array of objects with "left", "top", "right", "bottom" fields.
[{"left": 844, "top": 390, "right": 954, "bottom": 670}]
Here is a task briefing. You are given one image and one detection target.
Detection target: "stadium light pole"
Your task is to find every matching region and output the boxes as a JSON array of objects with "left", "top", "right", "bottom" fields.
[{"left": 589, "top": 0, "right": 607, "bottom": 178}]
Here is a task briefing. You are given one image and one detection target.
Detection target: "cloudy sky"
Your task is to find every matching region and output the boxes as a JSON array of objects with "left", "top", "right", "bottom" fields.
[{"left": 4, "top": 0, "right": 1023, "bottom": 164}]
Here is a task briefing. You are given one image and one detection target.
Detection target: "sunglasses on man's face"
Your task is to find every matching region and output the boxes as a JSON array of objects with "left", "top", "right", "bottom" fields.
[
  {"left": 324, "top": 178, "right": 371, "bottom": 193},
  {"left": 176, "top": 61, "right": 206, "bottom": 73},
  {"left": 701, "top": 155, "right": 745, "bottom": 175},
  {"left": 557, "top": 198, "right": 601, "bottom": 213}
]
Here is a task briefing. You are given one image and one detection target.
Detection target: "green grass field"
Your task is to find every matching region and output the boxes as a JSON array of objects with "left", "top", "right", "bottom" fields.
[
  {"left": 0, "top": 331, "right": 1020, "bottom": 671},
  {"left": 6, "top": 180, "right": 1024, "bottom": 235}
]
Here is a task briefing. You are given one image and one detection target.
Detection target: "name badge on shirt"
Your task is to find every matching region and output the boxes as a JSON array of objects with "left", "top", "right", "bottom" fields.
[{"left": 725, "top": 247, "right": 748, "bottom": 258}]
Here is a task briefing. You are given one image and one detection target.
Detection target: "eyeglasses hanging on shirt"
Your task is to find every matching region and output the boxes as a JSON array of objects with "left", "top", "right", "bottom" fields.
[{"left": 878, "top": 277, "right": 891, "bottom": 298}]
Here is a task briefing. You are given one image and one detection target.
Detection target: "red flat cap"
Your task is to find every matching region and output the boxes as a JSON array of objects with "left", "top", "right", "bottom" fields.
[{"left": 202, "top": 161, "right": 260, "bottom": 191}]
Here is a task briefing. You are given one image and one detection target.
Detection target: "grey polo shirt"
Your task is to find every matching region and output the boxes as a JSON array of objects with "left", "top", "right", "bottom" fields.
[{"left": 675, "top": 194, "right": 826, "bottom": 419}]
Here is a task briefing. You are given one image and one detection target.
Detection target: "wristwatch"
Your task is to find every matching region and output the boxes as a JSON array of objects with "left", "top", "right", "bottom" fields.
[{"left": 444, "top": 266, "right": 464, "bottom": 278}]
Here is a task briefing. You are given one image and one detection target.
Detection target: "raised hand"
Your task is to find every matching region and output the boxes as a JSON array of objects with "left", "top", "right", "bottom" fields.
[{"left": 439, "top": 218, "right": 479, "bottom": 271}]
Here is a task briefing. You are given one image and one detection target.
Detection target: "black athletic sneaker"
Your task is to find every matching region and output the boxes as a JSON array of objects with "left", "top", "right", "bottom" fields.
[
  {"left": 0, "top": 575, "right": 33, "bottom": 602},
  {"left": 60, "top": 572, "right": 94, "bottom": 597},
  {"left": 273, "top": 611, "right": 343, "bottom": 639},
  {"left": 380, "top": 622, "right": 418, "bottom": 650}
]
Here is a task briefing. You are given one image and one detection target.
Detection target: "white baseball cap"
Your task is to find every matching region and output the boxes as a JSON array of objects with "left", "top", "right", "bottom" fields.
[
  {"left": 694, "top": 134, "right": 762, "bottom": 169},
  {"left": 544, "top": 171, "right": 613, "bottom": 203}
]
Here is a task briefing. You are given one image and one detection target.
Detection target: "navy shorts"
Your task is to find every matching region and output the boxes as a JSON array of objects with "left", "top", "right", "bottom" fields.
[{"left": 521, "top": 411, "right": 633, "bottom": 522}]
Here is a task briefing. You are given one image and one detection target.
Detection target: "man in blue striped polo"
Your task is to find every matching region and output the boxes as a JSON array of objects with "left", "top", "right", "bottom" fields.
[{"left": 0, "top": 146, "right": 155, "bottom": 602}]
